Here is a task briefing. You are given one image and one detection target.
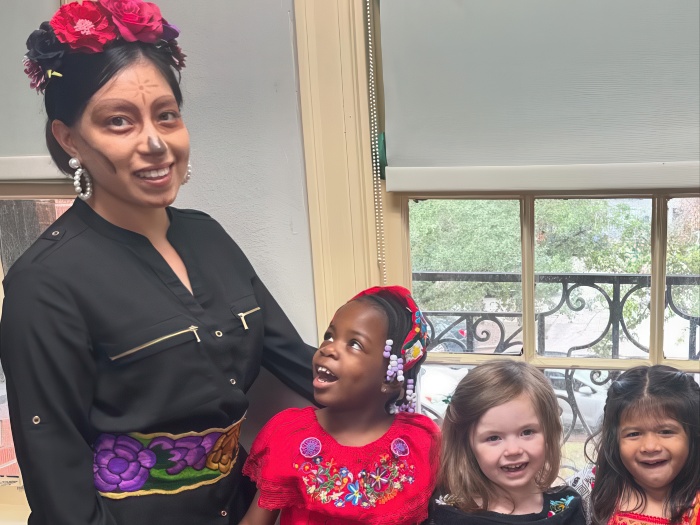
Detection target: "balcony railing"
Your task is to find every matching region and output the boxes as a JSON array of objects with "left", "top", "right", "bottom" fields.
[{"left": 414, "top": 271, "right": 699, "bottom": 452}]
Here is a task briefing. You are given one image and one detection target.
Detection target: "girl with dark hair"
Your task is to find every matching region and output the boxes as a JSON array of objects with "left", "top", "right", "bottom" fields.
[
  {"left": 240, "top": 286, "right": 440, "bottom": 525},
  {"left": 581, "top": 366, "right": 699, "bottom": 525},
  {"left": 428, "top": 360, "right": 585, "bottom": 525},
  {"left": 0, "top": 2, "right": 315, "bottom": 524}
]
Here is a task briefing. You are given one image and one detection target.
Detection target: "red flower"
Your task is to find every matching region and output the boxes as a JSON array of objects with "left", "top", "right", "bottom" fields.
[
  {"left": 50, "top": 1, "right": 117, "bottom": 53},
  {"left": 98, "top": 0, "right": 163, "bottom": 43}
]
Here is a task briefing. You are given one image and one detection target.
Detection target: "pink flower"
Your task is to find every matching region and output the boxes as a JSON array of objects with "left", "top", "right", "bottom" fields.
[
  {"left": 50, "top": 1, "right": 117, "bottom": 53},
  {"left": 98, "top": 0, "right": 163, "bottom": 43}
]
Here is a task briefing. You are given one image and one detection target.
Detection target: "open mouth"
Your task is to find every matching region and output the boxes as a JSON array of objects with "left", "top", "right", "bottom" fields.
[
  {"left": 316, "top": 365, "right": 338, "bottom": 383},
  {"left": 135, "top": 165, "right": 171, "bottom": 179},
  {"left": 639, "top": 459, "right": 668, "bottom": 468},
  {"left": 501, "top": 463, "right": 527, "bottom": 473}
]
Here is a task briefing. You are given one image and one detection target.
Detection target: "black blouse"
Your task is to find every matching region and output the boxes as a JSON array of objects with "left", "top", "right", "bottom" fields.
[
  {"left": 427, "top": 487, "right": 586, "bottom": 525},
  {"left": 0, "top": 198, "right": 315, "bottom": 524}
]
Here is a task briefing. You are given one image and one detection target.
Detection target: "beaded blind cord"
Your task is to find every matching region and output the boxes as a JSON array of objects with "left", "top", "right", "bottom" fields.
[{"left": 366, "top": 0, "right": 387, "bottom": 285}]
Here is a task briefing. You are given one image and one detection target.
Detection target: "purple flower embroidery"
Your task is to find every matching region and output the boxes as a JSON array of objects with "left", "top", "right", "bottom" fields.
[
  {"left": 93, "top": 434, "right": 156, "bottom": 492},
  {"left": 300, "top": 437, "right": 322, "bottom": 458},
  {"left": 149, "top": 433, "right": 221, "bottom": 475},
  {"left": 390, "top": 438, "right": 409, "bottom": 457}
]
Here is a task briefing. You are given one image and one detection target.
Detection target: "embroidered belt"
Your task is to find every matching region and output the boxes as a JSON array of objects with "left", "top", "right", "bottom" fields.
[{"left": 93, "top": 414, "right": 245, "bottom": 499}]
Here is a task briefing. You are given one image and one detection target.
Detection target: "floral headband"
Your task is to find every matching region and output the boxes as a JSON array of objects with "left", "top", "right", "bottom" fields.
[
  {"left": 351, "top": 285, "right": 429, "bottom": 373},
  {"left": 23, "top": 0, "right": 185, "bottom": 93}
]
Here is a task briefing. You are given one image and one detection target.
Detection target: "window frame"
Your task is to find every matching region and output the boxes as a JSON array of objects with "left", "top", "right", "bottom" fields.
[{"left": 293, "top": 0, "right": 700, "bottom": 373}]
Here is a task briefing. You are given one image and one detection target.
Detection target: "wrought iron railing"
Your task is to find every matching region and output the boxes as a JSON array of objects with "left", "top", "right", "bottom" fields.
[{"left": 415, "top": 271, "right": 699, "bottom": 451}]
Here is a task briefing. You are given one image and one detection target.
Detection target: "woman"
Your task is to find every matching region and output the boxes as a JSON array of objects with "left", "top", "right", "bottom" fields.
[{"left": 0, "top": 1, "right": 314, "bottom": 523}]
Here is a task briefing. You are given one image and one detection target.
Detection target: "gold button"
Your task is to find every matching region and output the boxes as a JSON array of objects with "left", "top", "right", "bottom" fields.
[
  {"left": 51, "top": 231, "right": 60, "bottom": 236},
  {"left": 215, "top": 331, "right": 223, "bottom": 337},
  {"left": 229, "top": 378, "right": 236, "bottom": 385},
  {"left": 220, "top": 510, "right": 228, "bottom": 517},
  {"left": 32, "top": 416, "right": 41, "bottom": 424}
]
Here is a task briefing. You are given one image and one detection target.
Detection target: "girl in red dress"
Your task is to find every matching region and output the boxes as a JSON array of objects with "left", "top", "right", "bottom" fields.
[
  {"left": 589, "top": 366, "right": 699, "bottom": 525},
  {"left": 240, "top": 286, "right": 440, "bottom": 525}
]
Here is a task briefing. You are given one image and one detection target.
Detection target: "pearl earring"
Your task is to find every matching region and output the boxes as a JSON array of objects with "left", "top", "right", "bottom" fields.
[
  {"left": 68, "top": 157, "right": 92, "bottom": 201},
  {"left": 182, "top": 163, "right": 192, "bottom": 185}
]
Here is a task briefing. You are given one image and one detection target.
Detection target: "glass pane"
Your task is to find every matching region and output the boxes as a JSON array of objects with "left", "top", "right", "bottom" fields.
[
  {"left": 409, "top": 200, "right": 522, "bottom": 355},
  {"left": 665, "top": 197, "right": 700, "bottom": 360},
  {"left": 534, "top": 199, "right": 652, "bottom": 359},
  {"left": 0, "top": 199, "right": 72, "bottom": 482}
]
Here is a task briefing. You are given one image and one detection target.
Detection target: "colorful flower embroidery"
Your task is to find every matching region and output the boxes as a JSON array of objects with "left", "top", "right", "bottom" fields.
[
  {"left": 548, "top": 495, "right": 574, "bottom": 517},
  {"left": 293, "top": 439, "right": 417, "bottom": 509}
]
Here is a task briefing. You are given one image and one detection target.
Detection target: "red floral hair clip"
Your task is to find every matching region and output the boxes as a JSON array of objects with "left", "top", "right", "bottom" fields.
[{"left": 24, "top": 0, "right": 184, "bottom": 93}]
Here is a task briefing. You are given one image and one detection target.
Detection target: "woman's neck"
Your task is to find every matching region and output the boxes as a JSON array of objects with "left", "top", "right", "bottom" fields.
[
  {"left": 316, "top": 405, "right": 394, "bottom": 447},
  {"left": 89, "top": 199, "right": 170, "bottom": 243}
]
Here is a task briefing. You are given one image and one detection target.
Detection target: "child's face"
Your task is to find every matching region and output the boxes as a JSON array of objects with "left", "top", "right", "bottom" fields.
[
  {"left": 312, "top": 301, "right": 389, "bottom": 410},
  {"left": 618, "top": 414, "right": 689, "bottom": 499},
  {"left": 470, "top": 394, "right": 546, "bottom": 498}
]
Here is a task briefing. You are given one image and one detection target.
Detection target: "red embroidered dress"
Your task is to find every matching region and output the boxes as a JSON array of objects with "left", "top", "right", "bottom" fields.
[
  {"left": 608, "top": 492, "right": 700, "bottom": 525},
  {"left": 243, "top": 406, "right": 441, "bottom": 525}
]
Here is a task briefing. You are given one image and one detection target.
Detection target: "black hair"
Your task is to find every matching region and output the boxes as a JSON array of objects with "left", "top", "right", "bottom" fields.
[
  {"left": 43, "top": 40, "right": 183, "bottom": 174},
  {"left": 588, "top": 365, "right": 699, "bottom": 525},
  {"left": 354, "top": 291, "right": 427, "bottom": 414}
]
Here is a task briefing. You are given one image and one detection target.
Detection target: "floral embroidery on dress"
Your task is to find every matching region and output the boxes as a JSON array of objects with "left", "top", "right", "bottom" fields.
[
  {"left": 548, "top": 495, "right": 575, "bottom": 517},
  {"left": 293, "top": 440, "right": 417, "bottom": 508}
]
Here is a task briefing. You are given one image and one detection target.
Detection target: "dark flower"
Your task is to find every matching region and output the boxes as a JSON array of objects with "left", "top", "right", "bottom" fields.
[
  {"left": 149, "top": 433, "right": 221, "bottom": 475},
  {"left": 93, "top": 434, "right": 156, "bottom": 492},
  {"left": 23, "top": 58, "right": 46, "bottom": 93},
  {"left": 25, "top": 22, "right": 65, "bottom": 72}
]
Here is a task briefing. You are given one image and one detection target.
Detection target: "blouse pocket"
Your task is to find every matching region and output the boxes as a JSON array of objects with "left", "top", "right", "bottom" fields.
[
  {"left": 97, "top": 316, "right": 200, "bottom": 364},
  {"left": 230, "top": 294, "right": 262, "bottom": 332}
]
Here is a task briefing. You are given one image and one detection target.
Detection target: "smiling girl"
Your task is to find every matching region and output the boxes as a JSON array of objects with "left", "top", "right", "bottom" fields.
[
  {"left": 428, "top": 360, "right": 585, "bottom": 525},
  {"left": 240, "top": 286, "right": 440, "bottom": 525},
  {"left": 588, "top": 366, "right": 700, "bottom": 525}
]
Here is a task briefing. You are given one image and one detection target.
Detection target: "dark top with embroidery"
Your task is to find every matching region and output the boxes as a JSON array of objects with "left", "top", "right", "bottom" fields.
[
  {"left": 0, "top": 198, "right": 315, "bottom": 525},
  {"left": 243, "top": 406, "right": 441, "bottom": 525},
  {"left": 427, "top": 487, "right": 586, "bottom": 525}
]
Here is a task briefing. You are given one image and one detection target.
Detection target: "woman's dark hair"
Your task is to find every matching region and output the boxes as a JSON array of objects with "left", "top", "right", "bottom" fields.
[
  {"left": 589, "top": 365, "right": 699, "bottom": 525},
  {"left": 354, "top": 291, "right": 426, "bottom": 413},
  {"left": 44, "top": 40, "right": 183, "bottom": 174}
]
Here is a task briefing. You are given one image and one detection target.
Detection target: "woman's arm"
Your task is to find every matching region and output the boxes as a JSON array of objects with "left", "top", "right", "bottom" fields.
[
  {"left": 0, "top": 268, "right": 117, "bottom": 525},
  {"left": 238, "top": 491, "right": 280, "bottom": 525},
  {"left": 252, "top": 275, "right": 316, "bottom": 402}
]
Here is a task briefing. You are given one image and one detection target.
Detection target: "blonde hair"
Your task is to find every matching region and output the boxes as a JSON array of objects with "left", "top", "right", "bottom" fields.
[{"left": 439, "top": 360, "right": 562, "bottom": 512}]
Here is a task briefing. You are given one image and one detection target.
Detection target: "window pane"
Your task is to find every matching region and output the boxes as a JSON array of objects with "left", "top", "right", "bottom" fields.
[
  {"left": 665, "top": 197, "right": 700, "bottom": 361},
  {"left": 534, "top": 199, "right": 652, "bottom": 359},
  {"left": 410, "top": 200, "right": 522, "bottom": 354},
  {"left": 0, "top": 199, "right": 72, "bottom": 481}
]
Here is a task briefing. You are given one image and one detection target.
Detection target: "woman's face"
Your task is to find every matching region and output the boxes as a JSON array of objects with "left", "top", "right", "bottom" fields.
[{"left": 58, "top": 59, "right": 189, "bottom": 219}]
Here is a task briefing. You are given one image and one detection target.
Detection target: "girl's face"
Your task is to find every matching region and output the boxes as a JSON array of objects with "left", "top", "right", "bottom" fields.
[
  {"left": 312, "top": 301, "right": 390, "bottom": 411},
  {"left": 618, "top": 414, "right": 689, "bottom": 500},
  {"left": 56, "top": 59, "right": 190, "bottom": 221},
  {"left": 470, "top": 394, "right": 546, "bottom": 498}
]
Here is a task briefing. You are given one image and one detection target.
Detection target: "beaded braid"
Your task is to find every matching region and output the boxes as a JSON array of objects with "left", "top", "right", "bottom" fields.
[{"left": 353, "top": 287, "right": 429, "bottom": 416}]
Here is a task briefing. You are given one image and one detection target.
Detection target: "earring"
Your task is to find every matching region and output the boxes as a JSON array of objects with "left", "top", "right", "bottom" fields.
[
  {"left": 182, "top": 163, "right": 192, "bottom": 185},
  {"left": 68, "top": 157, "right": 92, "bottom": 201},
  {"left": 381, "top": 385, "right": 388, "bottom": 394}
]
